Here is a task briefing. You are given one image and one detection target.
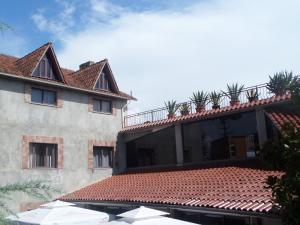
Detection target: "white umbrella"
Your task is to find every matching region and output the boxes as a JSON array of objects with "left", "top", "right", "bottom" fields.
[
  {"left": 117, "top": 206, "right": 169, "bottom": 219},
  {"left": 8, "top": 200, "right": 109, "bottom": 225},
  {"left": 113, "top": 206, "right": 200, "bottom": 225}
]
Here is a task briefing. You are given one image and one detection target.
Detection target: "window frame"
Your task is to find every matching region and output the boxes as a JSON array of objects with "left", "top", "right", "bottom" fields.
[
  {"left": 92, "top": 146, "right": 114, "bottom": 168},
  {"left": 22, "top": 135, "right": 64, "bottom": 170},
  {"left": 31, "top": 87, "right": 57, "bottom": 106},
  {"left": 92, "top": 98, "right": 112, "bottom": 114},
  {"left": 32, "top": 54, "right": 58, "bottom": 80},
  {"left": 95, "top": 72, "right": 111, "bottom": 91},
  {"left": 29, "top": 142, "right": 58, "bottom": 168}
]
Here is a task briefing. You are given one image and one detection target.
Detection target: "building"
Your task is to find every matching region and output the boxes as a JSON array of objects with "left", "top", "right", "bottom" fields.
[
  {"left": 0, "top": 42, "right": 135, "bottom": 212},
  {"left": 61, "top": 83, "right": 300, "bottom": 225}
]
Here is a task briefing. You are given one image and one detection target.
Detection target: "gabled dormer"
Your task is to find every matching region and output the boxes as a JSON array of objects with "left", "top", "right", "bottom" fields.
[
  {"left": 15, "top": 42, "right": 66, "bottom": 83},
  {"left": 32, "top": 46, "right": 65, "bottom": 82},
  {"left": 32, "top": 51, "right": 59, "bottom": 80},
  {"left": 93, "top": 60, "right": 119, "bottom": 94}
]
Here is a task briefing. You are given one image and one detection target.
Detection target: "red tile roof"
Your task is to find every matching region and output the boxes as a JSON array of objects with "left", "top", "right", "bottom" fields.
[
  {"left": 122, "top": 94, "right": 291, "bottom": 133},
  {"left": 0, "top": 43, "right": 135, "bottom": 100},
  {"left": 15, "top": 43, "right": 50, "bottom": 77},
  {"left": 61, "top": 162, "right": 282, "bottom": 214},
  {"left": 265, "top": 108, "right": 300, "bottom": 132},
  {"left": 64, "top": 60, "right": 106, "bottom": 90}
]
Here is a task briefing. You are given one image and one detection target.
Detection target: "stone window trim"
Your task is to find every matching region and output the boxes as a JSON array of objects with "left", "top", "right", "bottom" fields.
[
  {"left": 88, "top": 140, "right": 116, "bottom": 169},
  {"left": 22, "top": 135, "right": 64, "bottom": 169},
  {"left": 24, "top": 83, "right": 63, "bottom": 108},
  {"left": 88, "top": 96, "right": 116, "bottom": 116}
]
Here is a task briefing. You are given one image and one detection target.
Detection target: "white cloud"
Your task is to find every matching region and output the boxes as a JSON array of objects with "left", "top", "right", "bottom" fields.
[
  {"left": 31, "top": 1, "right": 76, "bottom": 36},
  {"left": 36, "top": 0, "right": 300, "bottom": 112},
  {"left": 0, "top": 32, "right": 27, "bottom": 57},
  {"left": 90, "top": 0, "right": 125, "bottom": 15}
]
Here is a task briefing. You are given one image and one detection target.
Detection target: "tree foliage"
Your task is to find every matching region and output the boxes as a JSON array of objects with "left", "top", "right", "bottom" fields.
[
  {"left": 260, "top": 75, "right": 300, "bottom": 225},
  {"left": 0, "top": 180, "right": 58, "bottom": 224},
  {"left": 0, "top": 22, "right": 12, "bottom": 33}
]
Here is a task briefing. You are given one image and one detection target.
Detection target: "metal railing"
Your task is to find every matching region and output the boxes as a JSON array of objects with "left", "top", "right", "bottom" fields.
[{"left": 123, "top": 82, "right": 273, "bottom": 127}]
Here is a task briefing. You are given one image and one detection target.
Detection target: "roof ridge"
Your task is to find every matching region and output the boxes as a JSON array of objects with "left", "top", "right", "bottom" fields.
[{"left": 69, "top": 59, "right": 106, "bottom": 75}]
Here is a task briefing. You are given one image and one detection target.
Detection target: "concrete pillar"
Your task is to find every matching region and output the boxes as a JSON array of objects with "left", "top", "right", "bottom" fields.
[
  {"left": 115, "top": 134, "right": 127, "bottom": 174},
  {"left": 256, "top": 109, "right": 268, "bottom": 148},
  {"left": 175, "top": 124, "right": 184, "bottom": 165}
]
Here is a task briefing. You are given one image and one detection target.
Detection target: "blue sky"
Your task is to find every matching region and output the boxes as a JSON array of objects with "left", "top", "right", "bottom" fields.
[
  {"left": 1, "top": 0, "right": 300, "bottom": 112},
  {"left": 0, "top": 0, "right": 200, "bottom": 54}
]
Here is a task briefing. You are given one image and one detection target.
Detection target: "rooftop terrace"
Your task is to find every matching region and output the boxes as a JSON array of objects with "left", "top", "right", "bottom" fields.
[{"left": 123, "top": 82, "right": 276, "bottom": 128}]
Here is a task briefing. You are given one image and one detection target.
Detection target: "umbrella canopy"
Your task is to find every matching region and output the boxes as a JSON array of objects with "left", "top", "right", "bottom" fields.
[
  {"left": 119, "top": 216, "right": 199, "bottom": 225},
  {"left": 117, "top": 206, "right": 169, "bottom": 219},
  {"left": 116, "top": 207, "right": 199, "bottom": 225},
  {"left": 8, "top": 200, "right": 109, "bottom": 225}
]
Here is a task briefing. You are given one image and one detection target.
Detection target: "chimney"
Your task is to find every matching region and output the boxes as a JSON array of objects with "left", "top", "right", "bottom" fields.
[{"left": 79, "top": 61, "right": 94, "bottom": 70}]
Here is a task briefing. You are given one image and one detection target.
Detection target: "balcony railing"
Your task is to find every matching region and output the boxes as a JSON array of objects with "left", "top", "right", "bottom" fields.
[{"left": 123, "top": 82, "right": 273, "bottom": 127}]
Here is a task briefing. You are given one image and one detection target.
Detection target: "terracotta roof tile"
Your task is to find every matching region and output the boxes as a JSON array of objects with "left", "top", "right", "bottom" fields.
[
  {"left": 122, "top": 94, "right": 291, "bottom": 133},
  {"left": 265, "top": 108, "right": 300, "bottom": 132},
  {"left": 65, "top": 60, "right": 106, "bottom": 90},
  {"left": 0, "top": 43, "right": 134, "bottom": 100},
  {"left": 15, "top": 42, "right": 50, "bottom": 77},
  {"left": 61, "top": 162, "right": 282, "bottom": 214},
  {"left": 0, "top": 54, "right": 20, "bottom": 75}
]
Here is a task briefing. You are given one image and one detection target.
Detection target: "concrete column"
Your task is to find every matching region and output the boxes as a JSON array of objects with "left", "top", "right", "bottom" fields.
[
  {"left": 115, "top": 134, "right": 127, "bottom": 174},
  {"left": 256, "top": 109, "right": 268, "bottom": 149},
  {"left": 175, "top": 124, "right": 184, "bottom": 165}
]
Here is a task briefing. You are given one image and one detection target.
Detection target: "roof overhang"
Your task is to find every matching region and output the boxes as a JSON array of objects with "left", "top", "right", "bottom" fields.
[
  {"left": 66, "top": 200, "right": 280, "bottom": 219},
  {"left": 121, "top": 100, "right": 292, "bottom": 134},
  {"left": 0, "top": 71, "right": 134, "bottom": 101}
]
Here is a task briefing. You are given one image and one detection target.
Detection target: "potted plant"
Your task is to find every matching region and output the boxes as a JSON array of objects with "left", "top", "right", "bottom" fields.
[
  {"left": 180, "top": 103, "right": 190, "bottom": 116},
  {"left": 209, "top": 91, "right": 222, "bottom": 109},
  {"left": 165, "top": 100, "right": 179, "bottom": 119},
  {"left": 223, "top": 83, "right": 244, "bottom": 106},
  {"left": 246, "top": 88, "right": 259, "bottom": 102},
  {"left": 190, "top": 91, "right": 208, "bottom": 113},
  {"left": 266, "top": 71, "right": 293, "bottom": 96}
]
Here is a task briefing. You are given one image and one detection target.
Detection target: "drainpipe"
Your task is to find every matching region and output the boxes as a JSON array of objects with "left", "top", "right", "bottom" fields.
[{"left": 121, "top": 100, "right": 131, "bottom": 128}]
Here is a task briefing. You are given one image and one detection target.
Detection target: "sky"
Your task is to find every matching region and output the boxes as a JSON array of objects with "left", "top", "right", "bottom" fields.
[{"left": 1, "top": 0, "right": 300, "bottom": 113}]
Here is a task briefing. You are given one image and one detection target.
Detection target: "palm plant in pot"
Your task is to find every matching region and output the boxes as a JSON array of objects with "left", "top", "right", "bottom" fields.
[
  {"left": 165, "top": 100, "right": 179, "bottom": 119},
  {"left": 191, "top": 91, "right": 208, "bottom": 113},
  {"left": 266, "top": 71, "right": 293, "bottom": 96},
  {"left": 223, "top": 83, "right": 244, "bottom": 106},
  {"left": 246, "top": 88, "right": 259, "bottom": 102},
  {"left": 209, "top": 91, "right": 222, "bottom": 109},
  {"left": 180, "top": 102, "right": 190, "bottom": 116}
]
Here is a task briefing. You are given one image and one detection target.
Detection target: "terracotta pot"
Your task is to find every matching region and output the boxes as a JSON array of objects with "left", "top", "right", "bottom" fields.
[
  {"left": 196, "top": 106, "right": 205, "bottom": 113},
  {"left": 212, "top": 105, "right": 220, "bottom": 110},
  {"left": 180, "top": 111, "right": 190, "bottom": 116},
  {"left": 167, "top": 113, "right": 176, "bottom": 119},
  {"left": 230, "top": 100, "right": 240, "bottom": 106}
]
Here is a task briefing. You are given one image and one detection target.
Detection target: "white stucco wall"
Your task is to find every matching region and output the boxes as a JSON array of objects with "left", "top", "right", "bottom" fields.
[{"left": 0, "top": 76, "right": 126, "bottom": 212}]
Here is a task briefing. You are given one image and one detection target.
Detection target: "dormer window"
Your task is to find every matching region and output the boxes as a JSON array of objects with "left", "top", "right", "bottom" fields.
[
  {"left": 95, "top": 72, "right": 111, "bottom": 91},
  {"left": 33, "top": 53, "right": 59, "bottom": 80}
]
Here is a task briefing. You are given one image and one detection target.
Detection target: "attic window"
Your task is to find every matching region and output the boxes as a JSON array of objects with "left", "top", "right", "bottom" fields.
[
  {"left": 33, "top": 54, "right": 59, "bottom": 80},
  {"left": 95, "top": 72, "right": 111, "bottom": 91}
]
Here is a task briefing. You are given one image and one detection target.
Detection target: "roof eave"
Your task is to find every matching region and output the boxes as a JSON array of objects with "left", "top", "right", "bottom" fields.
[
  {"left": 121, "top": 99, "right": 291, "bottom": 133},
  {"left": 0, "top": 71, "right": 132, "bottom": 101},
  {"left": 62, "top": 200, "right": 280, "bottom": 218}
]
